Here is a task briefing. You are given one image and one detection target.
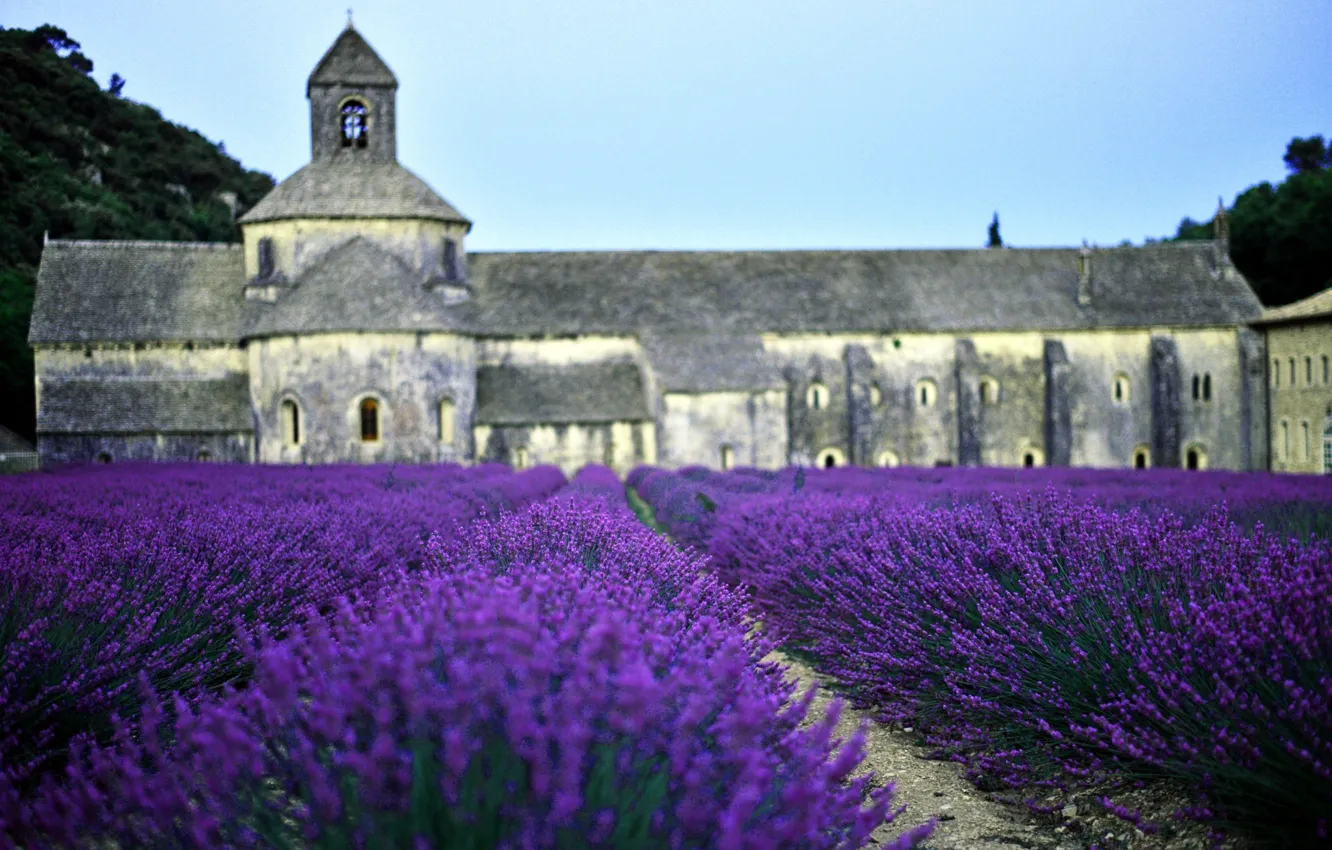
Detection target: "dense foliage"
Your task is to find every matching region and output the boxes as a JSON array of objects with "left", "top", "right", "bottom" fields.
[
  {"left": 1172, "top": 134, "right": 1332, "bottom": 309},
  {"left": 0, "top": 24, "right": 276, "bottom": 441},
  {"left": 631, "top": 465, "right": 1332, "bottom": 847},
  {"left": 3, "top": 465, "right": 927, "bottom": 849}
]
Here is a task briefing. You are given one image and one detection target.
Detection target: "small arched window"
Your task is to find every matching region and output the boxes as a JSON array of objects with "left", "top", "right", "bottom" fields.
[
  {"left": 1132, "top": 445, "right": 1151, "bottom": 469},
  {"left": 1323, "top": 355, "right": 1329, "bottom": 385},
  {"left": 1301, "top": 420, "right": 1311, "bottom": 461},
  {"left": 1280, "top": 419, "right": 1290, "bottom": 461},
  {"left": 197, "top": 450, "right": 212, "bottom": 462},
  {"left": 443, "top": 238, "right": 460, "bottom": 280},
  {"left": 340, "top": 100, "right": 369, "bottom": 149},
  {"left": 281, "top": 399, "right": 301, "bottom": 446},
  {"left": 807, "top": 382, "right": 828, "bottom": 411},
  {"left": 1202, "top": 373, "right": 1211, "bottom": 402},
  {"left": 257, "top": 237, "right": 276, "bottom": 279},
  {"left": 869, "top": 383, "right": 883, "bottom": 407},
  {"left": 514, "top": 447, "right": 529, "bottom": 470},
  {"left": 359, "top": 397, "right": 380, "bottom": 442},
  {"left": 1113, "top": 373, "right": 1131, "bottom": 404},
  {"left": 915, "top": 379, "right": 937, "bottom": 408},
  {"left": 1019, "top": 446, "right": 1044, "bottom": 468},
  {"left": 817, "top": 447, "right": 845, "bottom": 468},
  {"left": 1290, "top": 358, "right": 1297, "bottom": 385},
  {"left": 979, "top": 376, "right": 1000, "bottom": 406},
  {"left": 1306, "top": 357, "right": 1314, "bottom": 386},
  {"left": 95, "top": 451, "right": 112, "bottom": 464},
  {"left": 876, "top": 449, "right": 900, "bottom": 468},
  {"left": 1191, "top": 374, "right": 1200, "bottom": 401},
  {"left": 1274, "top": 358, "right": 1281, "bottom": 388},
  {"left": 720, "top": 444, "right": 734, "bottom": 471},
  {"left": 438, "top": 398, "right": 455, "bottom": 444},
  {"left": 1023, "top": 452, "right": 1035, "bottom": 468},
  {"left": 1185, "top": 444, "right": 1208, "bottom": 471}
]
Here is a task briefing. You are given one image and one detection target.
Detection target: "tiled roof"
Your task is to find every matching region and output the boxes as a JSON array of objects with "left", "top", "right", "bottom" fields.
[
  {"left": 37, "top": 376, "right": 252, "bottom": 434},
  {"left": 237, "top": 161, "right": 470, "bottom": 226},
  {"left": 1252, "top": 285, "right": 1332, "bottom": 325},
  {"left": 307, "top": 24, "right": 397, "bottom": 94},
  {"left": 642, "top": 332, "right": 785, "bottom": 392},
  {"left": 475, "top": 362, "right": 651, "bottom": 425}
]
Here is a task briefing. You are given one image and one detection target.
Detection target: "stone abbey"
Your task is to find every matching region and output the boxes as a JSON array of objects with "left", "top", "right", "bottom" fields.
[{"left": 27, "top": 24, "right": 1332, "bottom": 474}]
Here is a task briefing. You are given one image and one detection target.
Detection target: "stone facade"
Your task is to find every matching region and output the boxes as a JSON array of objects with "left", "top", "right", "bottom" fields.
[
  {"left": 28, "top": 24, "right": 1291, "bottom": 475},
  {"left": 1256, "top": 289, "right": 1332, "bottom": 473}
]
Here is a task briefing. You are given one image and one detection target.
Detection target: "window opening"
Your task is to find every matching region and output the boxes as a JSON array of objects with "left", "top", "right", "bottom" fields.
[
  {"left": 96, "top": 452, "right": 112, "bottom": 464},
  {"left": 1290, "top": 358, "right": 1297, "bottom": 385},
  {"left": 1324, "top": 355, "right": 1330, "bottom": 385},
  {"left": 869, "top": 383, "right": 883, "bottom": 407},
  {"left": 877, "top": 450, "right": 899, "bottom": 468},
  {"left": 1303, "top": 421, "right": 1311, "bottom": 461},
  {"left": 443, "top": 238, "right": 459, "bottom": 280},
  {"left": 823, "top": 453, "right": 836, "bottom": 468},
  {"left": 197, "top": 450, "right": 212, "bottom": 462},
  {"left": 282, "top": 399, "right": 300, "bottom": 446},
  {"left": 807, "top": 383, "right": 827, "bottom": 410},
  {"left": 360, "top": 398, "right": 380, "bottom": 442},
  {"left": 1023, "top": 452, "right": 1035, "bottom": 468},
  {"left": 341, "top": 100, "right": 369, "bottom": 148},
  {"left": 514, "top": 447, "right": 529, "bottom": 470},
  {"left": 1307, "top": 357, "right": 1314, "bottom": 386},
  {"left": 1113, "top": 374, "right": 1130, "bottom": 404},
  {"left": 1281, "top": 420, "right": 1289, "bottom": 460},
  {"left": 1192, "top": 374, "right": 1200, "bottom": 400},
  {"left": 1187, "top": 449, "right": 1199, "bottom": 470},
  {"left": 1133, "top": 447, "right": 1150, "bottom": 469},
  {"left": 1274, "top": 359, "right": 1281, "bottom": 388},
  {"left": 1202, "top": 373, "right": 1211, "bottom": 401},
  {"left": 438, "top": 398, "right": 455, "bottom": 444},
  {"left": 720, "top": 444, "right": 734, "bottom": 471},
  {"left": 258, "top": 237, "right": 275, "bottom": 279}
]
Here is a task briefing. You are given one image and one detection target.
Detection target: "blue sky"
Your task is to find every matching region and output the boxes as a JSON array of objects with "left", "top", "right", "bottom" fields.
[{"left": 8, "top": 0, "right": 1331, "bottom": 252}]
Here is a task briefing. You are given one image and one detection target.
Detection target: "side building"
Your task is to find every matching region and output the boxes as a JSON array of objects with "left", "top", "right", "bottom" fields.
[
  {"left": 1254, "top": 285, "right": 1332, "bottom": 473},
  {"left": 27, "top": 23, "right": 1271, "bottom": 475}
]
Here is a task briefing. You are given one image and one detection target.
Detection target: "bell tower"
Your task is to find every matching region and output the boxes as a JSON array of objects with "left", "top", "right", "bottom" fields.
[{"left": 306, "top": 20, "right": 398, "bottom": 163}]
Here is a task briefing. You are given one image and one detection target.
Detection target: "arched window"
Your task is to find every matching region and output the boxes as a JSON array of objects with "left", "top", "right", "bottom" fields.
[
  {"left": 806, "top": 382, "right": 828, "bottom": 410},
  {"left": 1301, "top": 420, "right": 1311, "bottom": 461},
  {"left": 817, "top": 447, "right": 845, "bottom": 468},
  {"left": 915, "top": 379, "right": 937, "bottom": 408},
  {"left": 1132, "top": 445, "right": 1151, "bottom": 469},
  {"left": 514, "top": 447, "right": 529, "bottom": 470},
  {"left": 979, "top": 376, "right": 1000, "bottom": 406},
  {"left": 1307, "top": 357, "right": 1314, "bottom": 386},
  {"left": 438, "top": 398, "right": 455, "bottom": 444},
  {"left": 1023, "top": 452, "right": 1035, "bottom": 468},
  {"left": 95, "top": 451, "right": 112, "bottom": 464},
  {"left": 340, "top": 100, "right": 369, "bottom": 148},
  {"left": 443, "top": 238, "right": 460, "bottom": 280},
  {"left": 720, "top": 444, "right": 734, "bottom": 471},
  {"left": 257, "top": 237, "right": 276, "bottom": 279},
  {"left": 281, "top": 399, "right": 301, "bottom": 446},
  {"left": 1274, "top": 358, "right": 1281, "bottom": 388},
  {"left": 1202, "top": 373, "right": 1211, "bottom": 401},
  {"left": 1185, "top": 444, "right": 1208, "bottom": 471},
  {"left": 1290, "top": 358, "right": 1297, "bottom": 385},
  {"left": 1280, "top": 419, "right": 1290, "bottom": 461},
  {"left": 359, "top": 397, "right": 380, "bottom": 442},
  {"left": 876, "top": 449, "right": 900, "bottom": 468},
  {"left": 197, "top": 449, "right": 212, "bottom": 462},
  {"left": 869, "top": 383, "right": 883, "bottom": 407},
  {"left": 1113, "top": 373, "right": 1131, "bottom": 404},
  {"left": 1191, "top": 374, "right": 1200, "bottom": 401},
  {"left": 1019, "top": 446, "right": 1044, "bottom": 468},
  {"left": 1323, "top": 355, "right": 1329, "bottom": 385}
]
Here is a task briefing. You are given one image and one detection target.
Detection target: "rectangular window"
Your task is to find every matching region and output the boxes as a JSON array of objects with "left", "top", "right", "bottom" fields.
[
  {"left": 1290, "top": 358, "right": 1296, "bottom": 385},
  {"left": 443, "top": 238, "right": 459, "bottom": 280},
  {"left": 1307, "top": 357, "right": 1313, "bottom": 386},
  {"left": 258, "top": 238, "right": 275, "bottom": 279},
  {"left": 1324, "top": 355, "right": 1329, "bottom": 385}
]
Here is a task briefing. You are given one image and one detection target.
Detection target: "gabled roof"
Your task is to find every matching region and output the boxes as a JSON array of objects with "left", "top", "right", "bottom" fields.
[
  {"left": 1252, "top": 285, "right": 1332, "bottom": 326},
  {"left": 642, "top": 332, "right": 785, "bottom": 392},
  {"left": 37, "top": 376, "right": 252, "bottom": 434},
  {"left": 456, "top": 241, "right": 1262, "bottom": 336},
  {"left": 307, "top": 25, "right": 397, "bottom": 95},
  {"left": 237, "top": 161, "right": 471, "bottom": 226},
  {"left": 244, "top": 236, "right": 466, "bottom": 336},
  {"left": 475, "top": 362, "right": 651, "bottom": 426},
  {"left": 29, "top": 240, "right": 245, "bottom": 344}
]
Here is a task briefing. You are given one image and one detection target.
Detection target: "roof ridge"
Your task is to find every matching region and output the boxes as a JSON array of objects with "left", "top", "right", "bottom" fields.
[
  {"left": 466, "top": 244, "right": 1218, "bottom": 257},
  {"left": 47, "top": 239, "right": 241, "bottom": 251}
]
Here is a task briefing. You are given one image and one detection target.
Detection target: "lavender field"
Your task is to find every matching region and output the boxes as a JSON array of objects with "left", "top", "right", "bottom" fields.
[
  {"left": 1, "top": 463, "right": 925, "bottom": 849},
  {"left": 630, "top": 465, "right": 1332, "bottom": 848},
  {"left": 2, "top": 462, "right": 1329, "bottom": 848}
]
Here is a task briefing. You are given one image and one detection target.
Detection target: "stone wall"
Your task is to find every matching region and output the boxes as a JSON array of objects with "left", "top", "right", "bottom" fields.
[
  {"left": 657, "top": 390, "right": 786, "bottom": 469},
  {"left": 1265, "top": 319, "right": 1332, "bottom": 473}
]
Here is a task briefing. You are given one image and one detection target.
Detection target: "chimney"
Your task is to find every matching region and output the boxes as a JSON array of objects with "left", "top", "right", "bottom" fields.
[
  {"left": 1077, "top": 240, "right": 1093, "bottom": 306},
  {"left": 1212, "top": 197, "right": 1231, "bottom": 269}
]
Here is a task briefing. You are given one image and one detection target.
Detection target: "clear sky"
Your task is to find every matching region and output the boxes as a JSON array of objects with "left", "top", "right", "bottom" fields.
[{"left": 7, "top": 0, "right": 1331, "bottom": 252}]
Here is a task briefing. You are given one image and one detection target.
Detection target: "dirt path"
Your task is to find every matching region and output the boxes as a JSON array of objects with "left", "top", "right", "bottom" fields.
[{"left": 766, "top": 647, "right": 1238, "bottom": 850}]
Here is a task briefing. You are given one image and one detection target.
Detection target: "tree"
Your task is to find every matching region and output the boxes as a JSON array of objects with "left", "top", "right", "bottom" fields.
[
  {"left": 108, "top": 72, "right": 125, "bottom": 97},
  {"left": 1283, "top": 135, "right": 1331, "bottom": 175},
  {"left": 1171, "top": 133, "right": 1332, "bottom": 307},
  {"left": 987, "top": 212, "right": 1003, "bottom": 248}
]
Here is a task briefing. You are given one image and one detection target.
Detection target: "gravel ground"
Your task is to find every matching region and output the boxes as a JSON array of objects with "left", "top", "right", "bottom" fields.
[{"left": 766, "top": 648, "right": 1255, "bottom": 850}]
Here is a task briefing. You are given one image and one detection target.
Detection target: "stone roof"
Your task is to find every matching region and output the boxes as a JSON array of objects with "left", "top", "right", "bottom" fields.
[
  {"left": 1252, "top": 285, "right": 1332, "bottom": 326},
  {"left": 29, "top": 240, "right": 245, "bottom": 344},
  {"left": 37, "top": 376, "right": 252, "bottom": 434},
  {"left": 0, "top": 425, "right": 33, "bottom": 453},
  {"left": 307, "top": 24, "right": 397, "bottom": 94},
  {"left": 475, "top": 362, "right": 650, "bottom": 426},
  {"left": 457, "top": 242, "right": 1261, "bottom": 336},
  {"left": 642, "top": 332, "right": 785, "bottom": 392},
  {"left": 245, "top": 237, "right": 468, "bottom": 336},
  {"left": 238, "top": 161, "right": 471, "bottom": 227}
]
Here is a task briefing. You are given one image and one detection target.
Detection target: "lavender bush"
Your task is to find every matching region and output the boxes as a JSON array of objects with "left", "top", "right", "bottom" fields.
[
  {"left": 16, "top": 500, "right": 930, "bottom": 850},
  {"left": 705, "top": 488, "right": 1332, "bottom": 846},
  {"left": 0, "top": 463, "right": 566, "bottom": 820}
]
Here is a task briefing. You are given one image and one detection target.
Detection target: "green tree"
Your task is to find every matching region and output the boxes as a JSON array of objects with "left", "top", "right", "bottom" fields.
[
  {"left": 0, "top": 24, "right": 275, "bottom": 441},
  {"left": 987, "top": 212, "right": 1003, "bottom": 248},
  {"left": 1172, "top": 134, "right": 1332, "bottom": 308}
]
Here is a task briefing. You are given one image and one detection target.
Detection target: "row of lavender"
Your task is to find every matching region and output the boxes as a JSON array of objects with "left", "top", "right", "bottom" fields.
[
  {"left": 630, "top": 465, "right": 1332, "bottom": 551},
  {"left": 629, "top": 465, "right": 1332, "bottom": 846},
  {"left": 3, "top": 463, "right": 929, "bottom": 848}
]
